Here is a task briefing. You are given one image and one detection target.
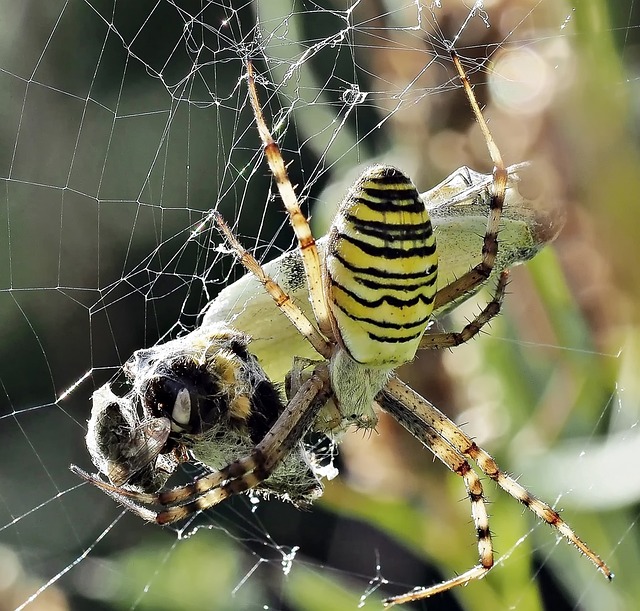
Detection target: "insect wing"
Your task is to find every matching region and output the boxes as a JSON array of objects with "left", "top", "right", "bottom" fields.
[
  {"left": 85, "top": 383, "right": 172, "bottom": 488},
  {"left": 105, "top": 416, "right": 172, "bottom": 487},
  {"left": 425, "top": 163, "right": 562, "bottom": 305}
]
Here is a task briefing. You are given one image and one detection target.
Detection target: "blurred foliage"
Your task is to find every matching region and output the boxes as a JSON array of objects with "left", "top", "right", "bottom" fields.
[{"left": 1, "top": 1, "right": 639, "bottom": 611}]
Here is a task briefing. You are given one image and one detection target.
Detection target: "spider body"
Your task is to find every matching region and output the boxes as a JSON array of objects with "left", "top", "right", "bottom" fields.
[
  {"left": 326, "top": 165, "right": 437, "bottom": 365},
  {"left": 72, "top": 51, "right": 611, "bottom": 605},
  {"left": 326, "top": 165, "right": 437, "bottom": 422}
]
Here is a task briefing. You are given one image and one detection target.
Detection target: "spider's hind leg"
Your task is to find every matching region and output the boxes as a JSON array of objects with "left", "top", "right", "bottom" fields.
[{"left": 377, "top": 382, "right": 494, "bottom": 606}]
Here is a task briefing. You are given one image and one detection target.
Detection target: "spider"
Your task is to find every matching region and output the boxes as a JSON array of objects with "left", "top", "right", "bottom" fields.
[{"left": 72, "top": 50, "right": 612, "bottom": 605}]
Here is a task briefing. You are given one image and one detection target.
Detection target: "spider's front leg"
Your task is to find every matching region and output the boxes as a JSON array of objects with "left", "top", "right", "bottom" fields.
[
  {"left": 431, "top": 51, "right": 508, "bottom": 312},
  {"left": 377, "top": 381, "right": 493, "bottom": 605}
]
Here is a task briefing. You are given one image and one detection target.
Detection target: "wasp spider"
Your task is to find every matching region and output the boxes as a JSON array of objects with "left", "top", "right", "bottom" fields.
[{"left": 72, "top": 51, "right": 612, "bottom": 604}]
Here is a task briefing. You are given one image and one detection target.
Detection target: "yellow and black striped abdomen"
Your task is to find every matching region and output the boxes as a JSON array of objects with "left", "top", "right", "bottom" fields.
[{"left": 326, "top": 165, "right": 437, "bottom": 366}]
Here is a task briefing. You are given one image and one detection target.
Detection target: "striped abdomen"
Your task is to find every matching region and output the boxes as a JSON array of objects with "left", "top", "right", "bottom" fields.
[{"left": 326, "top": 165, "right": 437, "bottom": 367}]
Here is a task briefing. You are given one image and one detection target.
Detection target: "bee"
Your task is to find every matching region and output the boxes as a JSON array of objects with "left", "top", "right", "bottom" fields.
[{"left": 74, "top": 324, "right": 325, "bottom": 507}]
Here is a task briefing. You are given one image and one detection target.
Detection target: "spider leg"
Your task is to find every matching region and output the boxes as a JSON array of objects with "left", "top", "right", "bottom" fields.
[
  {"left": 420, "top": 270, "right": 508, "bottom": 350},
  {"left": 432, "top": 51, "right": 508, "bottom": 311},
  {"left": 70, "top": 465, "right": 158, "bottom": 522},
  {"left": 377, "top": 388, "right": 493, "bottom": 605},
  {"left": 246, "top": 62, "right": 334, "bottom": 341},
  {"left": 216, "top": 213, "right": 331, "bottom": 359},
  {"left": 380, "top": 377, "right": 613, "bottom": 589}
]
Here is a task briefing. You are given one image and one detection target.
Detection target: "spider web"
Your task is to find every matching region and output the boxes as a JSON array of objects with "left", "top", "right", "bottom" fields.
[{"left": 1, "top": 1, "right": 639, "bottom": 609}]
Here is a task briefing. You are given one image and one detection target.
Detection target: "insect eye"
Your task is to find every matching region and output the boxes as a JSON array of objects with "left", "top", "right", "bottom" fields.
[{"left": 142, "top": 376, "right": 186, "bottom": 422}]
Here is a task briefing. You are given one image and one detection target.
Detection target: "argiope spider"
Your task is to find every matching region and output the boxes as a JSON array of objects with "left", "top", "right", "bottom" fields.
[{"left": 72, "top": 50, "right": 612, "bottom": 605}]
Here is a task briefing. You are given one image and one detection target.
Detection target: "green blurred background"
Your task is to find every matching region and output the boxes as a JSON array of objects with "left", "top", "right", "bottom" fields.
[{"left": 0, "top": 1, "right": 638, "bottom": 610}]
